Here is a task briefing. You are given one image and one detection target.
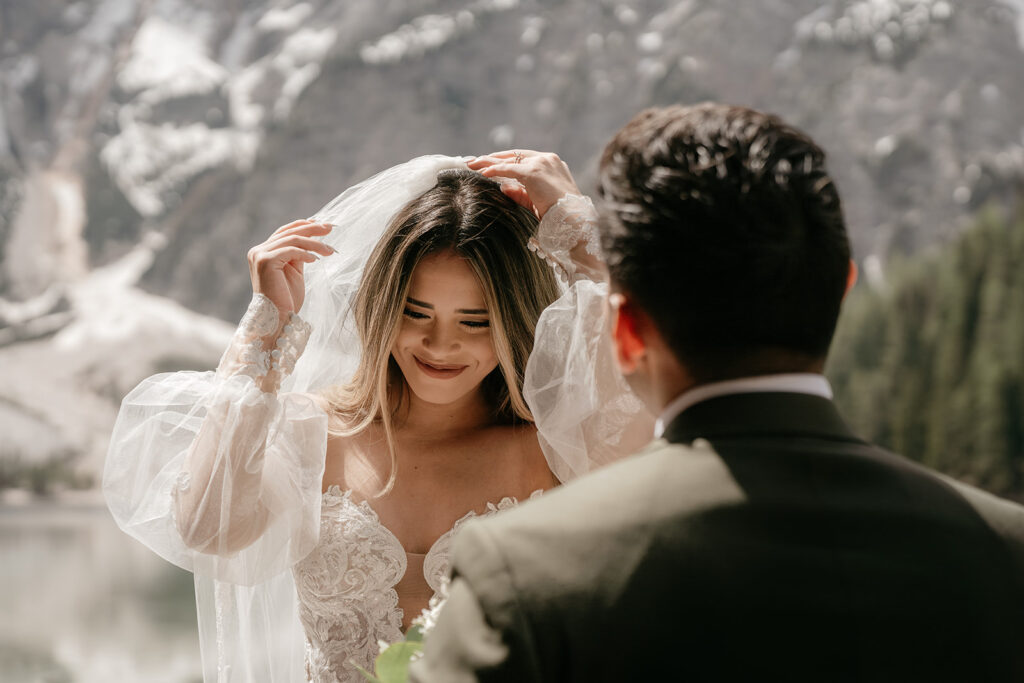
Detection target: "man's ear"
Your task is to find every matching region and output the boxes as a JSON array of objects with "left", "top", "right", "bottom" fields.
[
  {"left": 844, "top": 259, "right": 858, "bottom": 300},
  {"left": 610, "top": 293, "right": 646, "bottom": 374}
]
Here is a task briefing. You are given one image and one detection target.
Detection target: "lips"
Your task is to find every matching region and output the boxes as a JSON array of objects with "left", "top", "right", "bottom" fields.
[{"left": 413, "top": 355, "right": 468, "bottom": 379}]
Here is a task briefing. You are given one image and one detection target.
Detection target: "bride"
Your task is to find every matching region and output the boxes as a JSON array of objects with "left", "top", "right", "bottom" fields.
[{"left": 104, "top": 152, "right": 651, "bottom": 682}]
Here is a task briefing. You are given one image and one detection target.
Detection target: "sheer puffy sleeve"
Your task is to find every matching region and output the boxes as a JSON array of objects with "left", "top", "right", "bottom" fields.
[
  {"left": 524, "top": 194, "right": 655, "bottom": 483},
  {"left": 103, "top": 294, "right": 328, "bottom": 586}
]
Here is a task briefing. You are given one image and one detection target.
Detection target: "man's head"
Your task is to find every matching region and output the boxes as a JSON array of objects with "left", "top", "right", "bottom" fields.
[{"left": 597, "top": 103, "right": 855, "bottom": 404}]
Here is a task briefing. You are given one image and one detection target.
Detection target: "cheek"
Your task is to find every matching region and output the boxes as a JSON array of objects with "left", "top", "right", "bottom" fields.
[
  {"left": 472, "top": 334, "right": 498, "bottom": 368},
  {"left": 392, "top": 322, "right": 417, "bottom": 350}
]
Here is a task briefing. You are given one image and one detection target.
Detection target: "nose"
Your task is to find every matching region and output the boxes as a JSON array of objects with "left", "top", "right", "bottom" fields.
[{"left": 423, "top": 322, "right": 460, "bottom": 352}]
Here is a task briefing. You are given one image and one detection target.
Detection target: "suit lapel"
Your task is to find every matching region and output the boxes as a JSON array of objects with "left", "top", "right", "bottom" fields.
[{"left": 662, "top": 392, "right": 867, "bottom": 446}]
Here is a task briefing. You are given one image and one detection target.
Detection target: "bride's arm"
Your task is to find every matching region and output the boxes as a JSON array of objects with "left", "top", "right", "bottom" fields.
[
  {"left": 171, "top": 293, "right": 312, "bottom": 555},
  {"left": 104, "top": 221, "right": 333, "bottom": 585},
  {"left": 467, "top": 151, "right": 605, "bottom": 283},
  {"left": 468, "top": 151, "right": 655, "bottom": 484}
]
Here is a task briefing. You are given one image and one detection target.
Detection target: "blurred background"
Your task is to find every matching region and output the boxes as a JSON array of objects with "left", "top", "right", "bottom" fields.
[{"left": 0, "top": 0, "right": 1022, "bottom": 680}]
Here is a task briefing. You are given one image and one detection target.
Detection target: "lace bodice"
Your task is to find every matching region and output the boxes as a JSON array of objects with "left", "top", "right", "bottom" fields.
[{"left": 292, "top": 487, "right": 542, "bottom": 683}]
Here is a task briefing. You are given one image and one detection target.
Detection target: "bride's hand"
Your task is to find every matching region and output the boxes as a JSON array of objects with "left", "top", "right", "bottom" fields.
[
  {"left": 247, "top": 220, "right": 334, "bottom": 317},
  {"left": 468, "top": 150, "right": 582, "bottom": 218}
]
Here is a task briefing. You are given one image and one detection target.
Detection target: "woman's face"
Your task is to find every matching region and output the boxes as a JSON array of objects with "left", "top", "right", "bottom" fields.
[{"left": 391, "top": 250, "right": 499, "bottom": 406}]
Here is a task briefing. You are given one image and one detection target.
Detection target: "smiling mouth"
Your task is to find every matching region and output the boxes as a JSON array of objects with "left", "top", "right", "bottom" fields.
[{"left": 414, "top": 355, "right": 468, "bottom": 379}]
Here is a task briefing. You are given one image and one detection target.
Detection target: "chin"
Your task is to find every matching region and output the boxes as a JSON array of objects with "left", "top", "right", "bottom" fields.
[{"left": 405, "top": 380, "right": 479, "bottom": 407}]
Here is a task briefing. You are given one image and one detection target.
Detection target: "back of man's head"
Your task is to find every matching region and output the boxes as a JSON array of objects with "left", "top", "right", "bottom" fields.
[{"left": 598, "top": 103, "right": 852, "bottom": 382}]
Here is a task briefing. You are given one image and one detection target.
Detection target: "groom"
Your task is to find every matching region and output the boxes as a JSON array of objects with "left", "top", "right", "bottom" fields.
[{"left": 411, "top": 104, "right": 1024, "bottom": 681}]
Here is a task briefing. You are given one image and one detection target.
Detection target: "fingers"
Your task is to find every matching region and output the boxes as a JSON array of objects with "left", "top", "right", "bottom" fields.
[
  {"left": 469, "top": 150, "right": 579, "bottom": 218},
  {"left": 259, "top": 246, "right": 320, "bottom": 267},
  {"left": 264, "top": 234, "right": 335, "bottom": 257},
  {"left": 495, "top": 179, "right": 536, "bottom": 213},
  {"left": 269, "top": 219, "right": 333, "bottom": 239},
  {"left": 473, "top": 161, "right": 528, "bottom": 181}
]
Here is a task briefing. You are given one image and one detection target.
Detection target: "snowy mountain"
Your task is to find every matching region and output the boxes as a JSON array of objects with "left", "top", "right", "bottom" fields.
[{"left": 1, "top": 0, "right": 1023, "bottom": 489}]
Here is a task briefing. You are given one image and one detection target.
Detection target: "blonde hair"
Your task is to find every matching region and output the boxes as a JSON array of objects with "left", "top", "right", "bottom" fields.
[{"left": 322, "top": 169, "right": 560, "bottom": 495}]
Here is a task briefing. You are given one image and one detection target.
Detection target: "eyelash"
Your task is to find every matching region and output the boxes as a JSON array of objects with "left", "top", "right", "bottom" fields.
[{"left": 402, "top": 308, "right": 490, "bottom": 328}]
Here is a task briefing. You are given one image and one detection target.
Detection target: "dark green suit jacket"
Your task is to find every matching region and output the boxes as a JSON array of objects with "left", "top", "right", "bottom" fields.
[{"left": 411, "top": 393, "right": 1024, "bottom": 682}]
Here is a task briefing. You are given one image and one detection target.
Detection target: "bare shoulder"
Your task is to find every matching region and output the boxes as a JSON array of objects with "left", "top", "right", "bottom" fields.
[{"left": 490, "top": 422, "right": 558, "bottom": 491}]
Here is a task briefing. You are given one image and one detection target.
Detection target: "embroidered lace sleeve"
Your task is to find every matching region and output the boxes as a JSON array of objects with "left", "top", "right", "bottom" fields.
[
  {"left": 529, "top": 193, "right": 606, "bottom": 284},
  {"left": 103, "top": 294, "right": 327, "bottom": 586},
  {"left": 216, "top": 293, "right": 313, "bottom": 391}
]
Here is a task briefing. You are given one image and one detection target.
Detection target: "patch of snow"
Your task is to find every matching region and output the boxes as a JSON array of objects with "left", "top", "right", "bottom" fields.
[
  {"left": 615, "top": 5, "right": 638, "bottom": 26},
  {"left": 275, "top": 63, "right": 322, "bottom": 120},
  {"left": 361, "top": 12, "right": 475, "bottom": 65},
  {"left": 48, "top": 235, "right": 231, "bottom": 361},
  {"left": 257, "top": 3, "right": 315, "bottom": 33},
  {"left": 863, "top": 254, "right": 886, "bottom": 289},
  {"left": 489, "top": 125, "right": 515, "bottom": 148},
  {"left": 981, "top": 83, "right": 1001, "bottom": 103},
  {"left": 874, "top": 135, "right": 897, "bottom": 157},
  {"left": 479, "top": 0, "right": 518, "bottom": 10},
  {"left": 269, "top": 27, "right": 337, "bottom": 120},
  {"left": 101, "top": 121, "right": 258, "bottom": 216},
  {"left": 794, "top": 6, "right": 833, "bottom": 43},
  {"left": 637, "top": 31, "right": 663, "bottom": 52},
  {"left": 802, "top": 0, "right": 955, "bottom": 59},
  {"left": 1, "top": 171, "right": 87, "bottom": 300},
  {"left": 1002, "top": 0, "right": 1024, "bottom": 51},
  {"left": 228, "top": 63, "right": 269, "bottom": 130},
  {"left": 119, "top": 17, "right": 227, "bottom": 102},
  {"left": 521, "top": 17, "right": 545, "bottom": 47},
  {"left": 278, "top": 26, "right": 337, "bottom": 67}
]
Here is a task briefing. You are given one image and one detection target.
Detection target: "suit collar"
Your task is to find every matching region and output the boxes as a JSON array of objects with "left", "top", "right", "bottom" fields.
[{"left": 661, "top": 392, "right": 866, "bottom": 446}]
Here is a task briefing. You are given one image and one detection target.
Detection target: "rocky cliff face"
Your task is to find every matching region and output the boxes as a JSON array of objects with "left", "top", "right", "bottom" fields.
[{"left": 1, "top": 0, "right": 1022, "bottom": 487}]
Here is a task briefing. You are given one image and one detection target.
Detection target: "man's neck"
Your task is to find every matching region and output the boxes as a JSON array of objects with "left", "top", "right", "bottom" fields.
[{"left": 654, "top": 372, "right": 833, "bottom": 438}]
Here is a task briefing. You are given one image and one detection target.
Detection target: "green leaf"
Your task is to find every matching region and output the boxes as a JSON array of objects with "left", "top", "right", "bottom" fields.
[
  {"left": 404, "top": 625, "right": 425, "bottom": 642},
  {"left": 374, "top": 641, "right": 424, "bottom": 683},
  {"left": 354, "top": 663, "right": 382, "bottom": 683}
]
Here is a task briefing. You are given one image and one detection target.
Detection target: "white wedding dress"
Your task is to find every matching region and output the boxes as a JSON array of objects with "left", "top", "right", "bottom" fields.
[{"left": 104, "top": 156, "right": 652, "bottom": 683}]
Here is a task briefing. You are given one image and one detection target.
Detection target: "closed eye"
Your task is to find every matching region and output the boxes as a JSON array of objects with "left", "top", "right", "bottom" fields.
[
  {"left": 461, "top": 319, "right": 490, "bottom": 329},
  {"left": 403, "top": 308, "right": 429, "bottom": 320}
]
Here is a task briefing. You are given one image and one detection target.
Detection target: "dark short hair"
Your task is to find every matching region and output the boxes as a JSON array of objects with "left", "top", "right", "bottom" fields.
[{"left": 597, "top": 103, "right": 851, "bottom": 381}]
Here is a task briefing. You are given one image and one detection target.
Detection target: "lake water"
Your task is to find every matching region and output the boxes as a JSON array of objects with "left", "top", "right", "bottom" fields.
[{"left": 0, "top": 499, "right": 202, "bottom": 683}]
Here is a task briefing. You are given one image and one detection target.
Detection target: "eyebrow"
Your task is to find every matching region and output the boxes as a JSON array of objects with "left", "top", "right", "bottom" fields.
[{"left": 407, "top": 297, "right": 488, "bottom": 315}]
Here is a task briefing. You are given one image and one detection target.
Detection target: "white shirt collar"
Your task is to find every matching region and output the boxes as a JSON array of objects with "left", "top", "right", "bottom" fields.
[{"left": 653, "top": 373, "right": 834, "bottom": 438}]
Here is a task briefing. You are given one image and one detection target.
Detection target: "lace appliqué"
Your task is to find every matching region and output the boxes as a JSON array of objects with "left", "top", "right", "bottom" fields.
[
  {"left": 293, "top": 487, "right": 544, "bottom": 682},
  {"left": 412, "top": 489, "right": 544, "bottom": 640},
  {"left": 216, "top": 293, "right": 311, "bottom": 389},
  {"left": 293, "top": 487, "right": 406, "bottom": 683},
  {"left": 528, "top": 193, "right": 602, "bottom": 283}
]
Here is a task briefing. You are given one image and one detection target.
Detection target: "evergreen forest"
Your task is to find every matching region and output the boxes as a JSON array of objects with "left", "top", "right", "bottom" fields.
[{"left": 828, "top": 202, "right": 1024, "bottom": 502}]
